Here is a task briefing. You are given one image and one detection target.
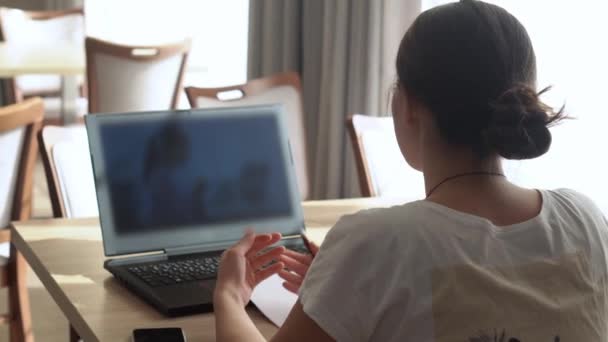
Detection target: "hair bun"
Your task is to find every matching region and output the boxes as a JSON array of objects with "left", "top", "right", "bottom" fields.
[{"left": 483, "top": 85, "right": 561, "bottom": 160}]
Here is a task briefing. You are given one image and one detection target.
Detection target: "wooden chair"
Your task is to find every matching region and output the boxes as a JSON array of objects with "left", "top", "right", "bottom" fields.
[
  {"left": 346, "top": 114, "right": 425, "bottom": 198},
  {"left": 0, "top": 7, "right": 87, "bottom": 123},
  {"left": 38, "top": 125, "right": 97, "bottom": 218},
  {"left": 86, "top": 37, "right": 191, "bottom": 114},
  {"left": 185, "top": 72, "right": 310, "bottom": 200},
  {"left": 0, "top": 97, "right": 44, "bottom": 342}
]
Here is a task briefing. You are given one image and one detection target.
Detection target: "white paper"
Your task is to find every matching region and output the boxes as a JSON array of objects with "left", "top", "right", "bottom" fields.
[{"left": 250, "top": 274, "right": 298, "bottom": 327}]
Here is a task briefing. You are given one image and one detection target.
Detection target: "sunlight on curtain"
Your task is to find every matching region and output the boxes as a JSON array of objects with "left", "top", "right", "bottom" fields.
[
  {"left": 421, "top": 0, "right": 608, "bottom": 212},
  {"left": 85, "top": 0, "right": 249, "bottom": 87}
]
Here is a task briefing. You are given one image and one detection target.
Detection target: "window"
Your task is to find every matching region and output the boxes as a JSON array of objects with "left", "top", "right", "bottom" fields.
[
  {"left": 422, "top": 1, "right": 608, "bottom": 212},
  {"left": 85, "top": 0, "right": 249, "bottom": 88}
]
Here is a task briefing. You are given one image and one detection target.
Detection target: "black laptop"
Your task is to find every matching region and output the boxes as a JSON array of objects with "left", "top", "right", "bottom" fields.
[{"left": 85, "top": 105, "right": 309, "bottom": 316}]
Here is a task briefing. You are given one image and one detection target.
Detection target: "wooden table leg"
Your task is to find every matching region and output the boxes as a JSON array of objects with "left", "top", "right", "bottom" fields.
[
  {"left": 8, "top": 245, "right": 33, "bottom": 342},
  {"left": 70, "top": 324, "right": 80, "bottom": 342}
]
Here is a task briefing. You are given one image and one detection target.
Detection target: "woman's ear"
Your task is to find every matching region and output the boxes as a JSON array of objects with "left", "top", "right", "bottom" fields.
[
  {"left": 401, "top": 88, "right": 419, "bottom": 125},
  {"left": 392, "top": 86, "right": 405, "bottom": 118},
  {"left": 393, "top": 85, "right": 424, "bottom": 130},
  {"left": 392, "top": 86, "right": 419, "bottom": 140},
  {"left": 392, "top": 85, "right": 424, "bottom": 171}
]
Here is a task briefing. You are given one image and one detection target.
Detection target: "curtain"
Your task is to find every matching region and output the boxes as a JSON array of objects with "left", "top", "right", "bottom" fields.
[
  {"left": 0, "top": 84, "right": 7, "bottom": 106},
  {"left": 248, "top": 0, "right": 420, "bottom": 199}
]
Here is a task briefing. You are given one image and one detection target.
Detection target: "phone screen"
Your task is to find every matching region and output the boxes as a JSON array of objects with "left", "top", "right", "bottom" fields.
[{"left": 132, "top": 328, "right": 186, "bottom": 342}]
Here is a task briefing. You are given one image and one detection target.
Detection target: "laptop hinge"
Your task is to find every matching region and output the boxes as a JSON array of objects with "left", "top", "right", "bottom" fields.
[
  {"left": 164, "top": 234, "right": 304, "bottom": 257},
  {"left": 281, "top": 235, "right": 302, "bottom": 241},
  {"left": 165, "top": 241, "right": 233, "bottom": 257}
]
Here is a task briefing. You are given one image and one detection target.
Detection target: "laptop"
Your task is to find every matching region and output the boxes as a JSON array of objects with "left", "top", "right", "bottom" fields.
[{"left": 85, "top": 105, "right": 310, "bottom": 316}]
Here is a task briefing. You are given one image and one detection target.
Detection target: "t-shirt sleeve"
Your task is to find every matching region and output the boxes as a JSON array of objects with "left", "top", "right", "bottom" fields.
[
  {"left": 555, "top": 188, "right": 607, "bottom": 224},
  {"left": 298, "top": 212, "right": 399, "bottom": 341}
]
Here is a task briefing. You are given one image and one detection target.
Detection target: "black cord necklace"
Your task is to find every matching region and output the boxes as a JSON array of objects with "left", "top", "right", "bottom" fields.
[{"left": 425, "top": 171, "right": 506, "bottom": 198}]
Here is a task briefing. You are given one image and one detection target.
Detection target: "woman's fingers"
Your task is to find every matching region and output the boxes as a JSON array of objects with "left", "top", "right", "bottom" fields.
[
  {"left": 278, "top": 254, "right": 304, "bottom": 271},
  {"left": 249, "top": 246, "right": 285, "bottom": 270},
  {"left": 282, "top": 281, "right": 300, "bottom": 294},
  {"left": 254, "top": 261, "right": 284, "bottom": 284},
  {"left": 302, "top": 235, "right": 320, "bottom": 256},
  {"left": 307, "top": 240, "right": 320, "bottom": 255},
  {"left": 278, "top": 269, "right": 303, "bottom": 285},
  {"left": 231, "top": 229, "right": 257, "bottom": 254},
  {"left": 268, "top": 232, "right": 282, "bottom": 246},
  {"left": 282, "top": 249, "right": 313, "bottom": 264},
  {"left": 278, "top": 254, "right": 309, "bottom": 276},
  {"left": 246, "top": 232, "right": 282, "bottom": 258},
  {"left": 279, "top": 269, "right": 304, "bottom": 294},
  {"left": 246, "top": 234, "right": 272, "bottom": 254}
]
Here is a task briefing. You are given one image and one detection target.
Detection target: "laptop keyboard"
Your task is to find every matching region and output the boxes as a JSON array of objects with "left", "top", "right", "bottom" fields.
[
  {"left": 127, "top": 244, "right": 310, "bottom": 288},
  {"left": 128, "top": 255, "right": 222, "bottom": 287}
]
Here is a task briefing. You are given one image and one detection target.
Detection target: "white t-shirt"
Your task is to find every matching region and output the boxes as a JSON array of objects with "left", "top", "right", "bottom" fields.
[{"left": 299, "top": 189, "right": 608, "bottom": 341}]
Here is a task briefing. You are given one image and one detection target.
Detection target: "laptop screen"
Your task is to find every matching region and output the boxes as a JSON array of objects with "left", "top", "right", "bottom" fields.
[{"left": 86, "top": 105, "right": 305, "bottom": 256}]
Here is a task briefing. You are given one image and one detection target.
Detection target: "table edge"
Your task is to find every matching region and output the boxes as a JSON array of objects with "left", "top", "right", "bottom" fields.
[{"left": 10, "top": 223, "right": 100, "bottom": 342}]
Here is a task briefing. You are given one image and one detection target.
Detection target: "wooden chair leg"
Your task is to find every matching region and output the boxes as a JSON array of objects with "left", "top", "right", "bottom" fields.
[
  {"left": 69, "top": 324, "right": 80, "bottom": 342},
  {"left": 8, "top": 244, "right": 33, "bottom": 342}
]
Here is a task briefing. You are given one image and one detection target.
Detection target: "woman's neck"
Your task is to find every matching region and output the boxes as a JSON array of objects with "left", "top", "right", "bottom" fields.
[
  {"left": 416, "top": 125, "right": 541, "bottom": 226},
  {"left": 421, "top": 142, "right": 505, "bottom": 199}
]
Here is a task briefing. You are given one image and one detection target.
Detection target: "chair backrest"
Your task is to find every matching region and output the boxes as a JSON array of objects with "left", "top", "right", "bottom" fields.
[
  {"left": 86, "top": 37, "right": 191, "bottom": 114},
  {"left": 0, "top": 98, "right": 43, "bottom": 229},
  {"left": 346, "top": 114, "right": 425, "bottom": 198},
  {"left": 0, "top": 7, "right": 84, "bottom": 101},
  {"left": 38, "top": 125, "right": 98, "bottom": 218},
  {"left": 185, "top": 72, "right": 310, "bottom": 200}
]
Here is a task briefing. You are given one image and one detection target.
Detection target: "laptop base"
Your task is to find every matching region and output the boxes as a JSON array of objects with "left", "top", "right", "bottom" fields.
[{"left": 106, "top": 258, "right": 216, "bottom": 317}]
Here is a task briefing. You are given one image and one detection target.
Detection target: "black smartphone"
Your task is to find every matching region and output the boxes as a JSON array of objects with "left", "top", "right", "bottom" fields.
[{"left": 132, "top": 328, "right": 186, "bottom": 342}]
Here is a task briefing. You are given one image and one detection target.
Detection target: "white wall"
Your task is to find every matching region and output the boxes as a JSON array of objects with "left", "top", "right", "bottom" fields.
[
  {"left": 85, "top": 0, "right": 249, "bottom": 87},
  {"left": 422, "top": 1, "right": 608, "bottom": 213}
]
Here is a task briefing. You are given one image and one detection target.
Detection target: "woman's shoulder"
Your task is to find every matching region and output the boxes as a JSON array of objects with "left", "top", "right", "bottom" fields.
[
  {"left": 310, "top": 201, "right": 436, "bottom": 280},
  {"left": 545, "top": 188, "right": 597, "bottom": 204},
  {"left": 324, "top": 200, "right": 437, "bottom": 247},
  {"left": 543, "top": 188, "right": 605, "bottom": 221}
]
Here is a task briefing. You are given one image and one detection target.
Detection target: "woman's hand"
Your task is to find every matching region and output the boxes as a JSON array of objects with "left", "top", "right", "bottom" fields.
[
  {"left": 278, "top": 238, "right": 319, "bottom": 294},
  {"left": 215, "top": 230, "right": 285, "bottom": 306}
]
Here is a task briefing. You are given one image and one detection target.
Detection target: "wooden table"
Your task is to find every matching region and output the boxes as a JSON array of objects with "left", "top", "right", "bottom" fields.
[
  {"left": 0, "top": 42, "right": 84, "bottom": 123},
  {"left": 10, "top": 197, "right": 406, "bottom": 341},
  {"left": 0, "top": 42, "right": 84, "bottom": 77}
]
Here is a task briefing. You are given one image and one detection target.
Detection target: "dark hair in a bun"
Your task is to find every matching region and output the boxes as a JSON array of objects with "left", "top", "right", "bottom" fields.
[
  {"left": 484, "top": 85, "right": 563, "bottom": 159},
  {"left": 396, "top": 0, "right": 565, "bottom": 160}
]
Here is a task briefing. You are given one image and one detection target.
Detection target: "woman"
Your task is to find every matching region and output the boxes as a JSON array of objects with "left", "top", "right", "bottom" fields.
[{"left": 213, "top": 1, "right": 608, "bottom": 341}]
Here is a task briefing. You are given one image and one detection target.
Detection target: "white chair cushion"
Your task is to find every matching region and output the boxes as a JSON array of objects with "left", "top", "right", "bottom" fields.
[
  {"left": 0, "top": 242, "right": 9, "bottom": 260},
  {"left": 360, "top": 129, "right": 425, "bottom": 199},
  {"left": 94, "top": 53, "right": 183, "bottom": 113},
  {"left": 51, "top": 127, "right": 98, "bottom": 218},
  {"left": 0, "top": 127, "right": 26, "bottom": 228}
]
